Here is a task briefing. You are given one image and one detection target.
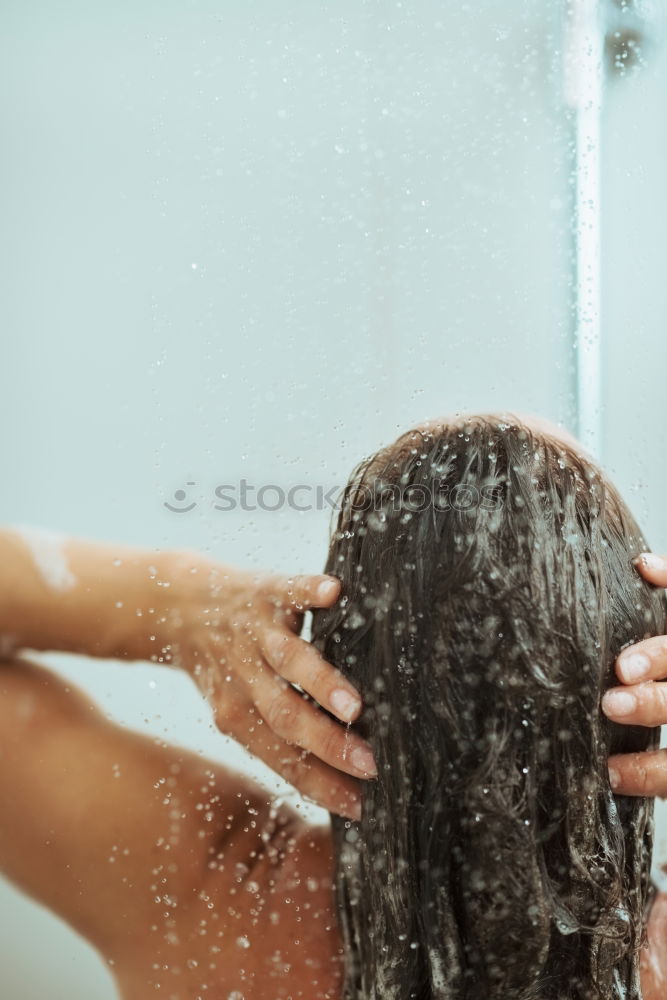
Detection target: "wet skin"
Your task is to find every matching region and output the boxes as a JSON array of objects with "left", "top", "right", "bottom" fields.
[{"left": 0, "top": 654, "right": 343, "bottom": 999}]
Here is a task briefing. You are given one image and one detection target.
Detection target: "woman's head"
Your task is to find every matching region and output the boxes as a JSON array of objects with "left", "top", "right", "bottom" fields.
[{"left": 310, "top": 412, "right": 667, "bottom": 999}]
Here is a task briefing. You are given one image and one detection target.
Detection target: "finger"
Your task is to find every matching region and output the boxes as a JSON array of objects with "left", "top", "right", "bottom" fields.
[
  {"left": 608, "top": 748, "right": 667, "bottom": 798},
  {"left": 261, "top": 629, "right": 362, "bottom": 723},
  {"left": 601, "top": 680, "right": 667, "bottom": 727},
  {"left": 204, "top": 672, "right": 363, "bottom": 819},
  {"left": 616, "top": 636, "right": 667, "bottom": 685},
  {"left": 249, "top": 664, "right": 376, "bottom": 781},
  {"left": 634, "top": 552, "right": 667, "bottom": 588},
  {"left": 232, "top": 716, "right": 363, "bottom": 819},
  {"left": 263, "top": 573, "right": 342, "bottom": 612}
]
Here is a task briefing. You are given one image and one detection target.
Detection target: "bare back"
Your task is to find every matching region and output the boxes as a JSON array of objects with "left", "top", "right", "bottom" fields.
[{"left": 113, "top": 813, "right": 344, "bottom": 1000}]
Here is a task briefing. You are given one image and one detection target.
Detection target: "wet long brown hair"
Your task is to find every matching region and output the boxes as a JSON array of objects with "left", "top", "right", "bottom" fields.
[{"left": 311, "top": 414, "right": 666, "bottom": 999}]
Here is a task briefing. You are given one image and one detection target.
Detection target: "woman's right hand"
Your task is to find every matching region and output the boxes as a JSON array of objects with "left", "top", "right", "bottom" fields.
[
  {"left": 603, "top": 553, "right": 667, "bottom": 796},
  {"left": 143, "top": 549, "right": 372, "bottom": 820}
]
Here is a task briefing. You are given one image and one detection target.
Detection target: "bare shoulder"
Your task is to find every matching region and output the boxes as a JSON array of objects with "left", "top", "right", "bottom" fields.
[
  {"left": 196, "top": 777, "right": 334, "bottom": 937},
  {"left": 198, "top": 809, "right": 343, "bottom": 1000},
  {"left": 115, "top": 763, "right": 343, "bottom": 1000}
]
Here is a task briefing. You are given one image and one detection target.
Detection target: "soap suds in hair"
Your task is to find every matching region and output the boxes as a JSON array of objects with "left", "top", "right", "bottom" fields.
[{"left": 11, "top": 525, "right": 77, "bottom": 592}]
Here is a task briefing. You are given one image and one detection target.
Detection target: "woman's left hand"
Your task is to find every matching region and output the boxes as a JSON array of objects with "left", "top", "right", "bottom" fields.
[
  {"left": 603, "top": 553, "right": 667, "bottom": 796},
  {"left": 143, "top": 550, "right": 373, "bottom": 820}
]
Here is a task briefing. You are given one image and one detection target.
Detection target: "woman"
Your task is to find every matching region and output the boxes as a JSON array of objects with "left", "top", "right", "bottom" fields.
[{"left": 0, "top": 411, "right": 666, "bottom": 999}]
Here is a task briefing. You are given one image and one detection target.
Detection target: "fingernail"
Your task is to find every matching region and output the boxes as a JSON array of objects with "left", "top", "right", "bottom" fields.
[
  {"left": 608, "top": 766, "right": 621, "bottom": 791},
  {"left": 317, "top": 578, "right": 339, "bottom": 601},
  {"left": 602, "top": 690, "right": 637, "bottom": 717},
  {"left": 618, "top": 652, "right": 651, "bottom": 683},
  {"left": 635, "top": 552, "right": 667, "bottom": 571},
  {"left": 330, "top": 687, "right": 361, "bottom": 721},
  {"left": 349, "top": 744, "right": 377, "bottom": 777}
]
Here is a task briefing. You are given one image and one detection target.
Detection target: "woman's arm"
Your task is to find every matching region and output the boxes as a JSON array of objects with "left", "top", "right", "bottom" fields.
[
  {"left": 0, "top": 527, "right": 372, "bottom": 817},
  {"left": 0, "top": 653, "right": 251, "bottom": 963},
  {"left": 0, "top": 651, "right": 328, "bottom": 991},
  {"left": 0, "top": 527, "right": 168, "bottom": 660}
]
